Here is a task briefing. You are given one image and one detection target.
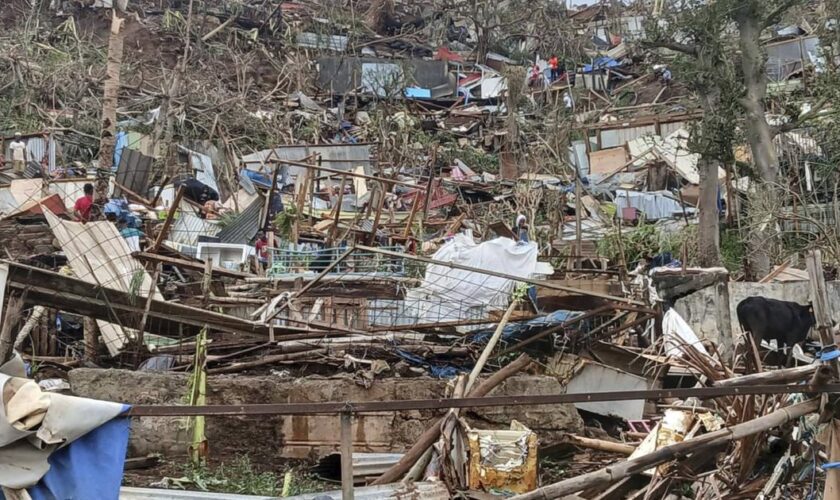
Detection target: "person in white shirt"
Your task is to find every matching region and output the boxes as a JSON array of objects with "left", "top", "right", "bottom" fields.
[{"left": 9, "top": 133, "right": 27, "bottom": 174}]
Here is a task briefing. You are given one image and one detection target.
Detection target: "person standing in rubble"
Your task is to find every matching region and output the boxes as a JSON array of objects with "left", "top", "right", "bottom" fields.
[
  {"left": 515, "top": 214, "right": 529, "bottom": 244},
  {"left": 254, "top": 231, "right": 269, "bottom": 269},
  {"left": 74, "top": 183, "right": 95, "bottom": 223},
  {"left": 9, "top": 133, "right": 28, "bottom": 174},
  {"left": 658, "top": 66, "right": 672, "bottom": 87},
  {"left": 548, "top": 55, "right": 560, "bottom": 82}
]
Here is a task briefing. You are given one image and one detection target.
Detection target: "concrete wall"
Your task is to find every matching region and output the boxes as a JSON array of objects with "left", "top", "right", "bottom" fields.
[
  {"left": 69, "top": 369, "right": 583, "bottom": 460},
  {"left": 674, "top": 280, "right": 840, "bottom": 352}
]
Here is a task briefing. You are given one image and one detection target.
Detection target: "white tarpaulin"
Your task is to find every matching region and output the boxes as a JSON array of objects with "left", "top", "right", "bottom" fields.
[
  {"left": 615, "top": 190, "right": 693, "bottom": 220},
  {"left": 662, "top": 308, "right": 711, "bottom": 359},
  {"left": 45, "top": 211, "right": 164, "bottom": 356},
  {"left": 402, "top": 235, "right": 538, "bottom": 326}
]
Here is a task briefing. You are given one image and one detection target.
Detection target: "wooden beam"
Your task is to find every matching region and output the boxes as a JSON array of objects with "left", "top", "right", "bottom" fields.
[
  {"left": 341, "top": 412, "right": 355, "bottom": 500},
  {"left": 328, "top": 175, "right": 347, "bottom": 245},
  {"left": 150, "top": 185, "right": 185, "bottom": 252},
  {"left": 4, "top": 261, "right": 314, "bottom": 340},
  {"left": 367, "top": 182, "right": 386, "bottom": 245},
  {"left": 112, "top": 180, "right": 154, "bottom": 207},
  {"left": 135, "top": 263, "right": 161, "bottom": 367}
]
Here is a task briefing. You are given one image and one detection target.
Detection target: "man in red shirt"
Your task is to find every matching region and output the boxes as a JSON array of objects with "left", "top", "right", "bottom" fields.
[
  {"left": 548, "top": 55, "right": 559, "bottom": 82},
  {"left": 74, "top": 183, "right": 95, "bottom": 223}
]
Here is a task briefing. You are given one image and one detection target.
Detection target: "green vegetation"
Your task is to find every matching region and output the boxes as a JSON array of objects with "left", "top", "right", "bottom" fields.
[
  {"left": 165, "top": 456, "right": 279, "bottom": 495},
  {"left": 597, "top": 221, "right": 696, "bottom": 266},
  {"left": 720, "top": 229, "right": 747, "bottom": 273}
]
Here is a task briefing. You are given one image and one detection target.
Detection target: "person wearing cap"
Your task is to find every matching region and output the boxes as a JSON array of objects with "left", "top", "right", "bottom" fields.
[{"left": 9, "top": 133, "right": 27, "bottom": 174}]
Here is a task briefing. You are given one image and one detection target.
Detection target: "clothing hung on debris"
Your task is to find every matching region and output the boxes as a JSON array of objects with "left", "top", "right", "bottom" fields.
[{"left": 614, "top": 190, "right": 689, "bottom": 220}]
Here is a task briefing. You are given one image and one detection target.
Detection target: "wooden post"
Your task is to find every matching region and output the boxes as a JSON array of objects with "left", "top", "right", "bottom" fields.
[
  {"left": 329, "top": 175, "right": 347, "bottom": 245},
  {"left": 263, "top": 164, "right": 281, "bottom": 229},
  {"left": 150, "top": 185, "right": 185, "bottom": 252},
  {"left": 202, "top": 257, "right": 213, "bottom": 309},
  {"left": 368, "top": 182, "right": 386, "bottom": 245},
  {"left": 574, "top": 169, "right": 583, "bottom": 270},
  {"left": 83, "top": 317, "right": 99, "bottom": 363},
  {"left": 134, "top": 264, "right": 161, "bottom": 368},
  {"left": 807, "top": 250, "right": 837, "bottom": 362},
  {"left": 340, "top": 411, "right": 354, "bottom": 500},
  {"left": 716, "top": 274, "right": 733, "bottom": 360},
  {"left": 422, "top": 150, "right": 437, "bottom": 222}
]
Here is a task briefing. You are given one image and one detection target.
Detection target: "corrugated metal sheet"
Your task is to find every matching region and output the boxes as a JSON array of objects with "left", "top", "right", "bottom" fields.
[
  {"left": 50, "top": 179, "right": 99, "bottom": 210},
  {"left": 121, "top": 481, "right": 449, "bottom": 500},
  {"left": 170, "top": 213, "right": 221, "bottom": 246},
  {"left": 660, "top": 121, "right": 688, "bottom": 137},
  {"left": 241, "top": 143, "right": 373, "bottom": 180},
  {"left": 296, "top": 32, "right": 348, "bottom": 51},
  {"left": 216, "top": 196, "right": 265, "bottom": 244},
  {"left": 0, "top": 187, "right": 19, "bottom": 214},
  {"left": 599, "top": 125, "right": 657, "bottom": 148},
  {"left": 114, "top": 149, "right": 155, "bottom": 199}
]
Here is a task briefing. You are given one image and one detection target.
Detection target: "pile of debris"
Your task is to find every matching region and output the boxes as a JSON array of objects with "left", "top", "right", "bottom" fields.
[{"left": 0, "top": 0, "right": 837, "bottom": 498}]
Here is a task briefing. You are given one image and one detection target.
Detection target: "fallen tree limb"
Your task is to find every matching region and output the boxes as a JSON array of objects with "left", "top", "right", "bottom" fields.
[
  {"left": 371, "top": 354, "right": 533, "bottom": 485},
  {"left": 511, "top": 398, "right": 819, "bottom": 499}
]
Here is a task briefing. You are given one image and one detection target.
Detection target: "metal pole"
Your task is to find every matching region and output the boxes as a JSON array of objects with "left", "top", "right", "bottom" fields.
[{"left": 340, "top": 411, "right": 354, "bottom": 500}]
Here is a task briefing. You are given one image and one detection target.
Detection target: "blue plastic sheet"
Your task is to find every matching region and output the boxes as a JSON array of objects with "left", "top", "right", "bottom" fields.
[
  {"left": 394, "top": 349, "right": 465, "bottom": 379},
  {"left": 470, "top": 309, "right": 583, "bottom": 345},
  {"left": 1, "top": 405, "right": 131, "bottom": 500},
  {"left": 582, "top": 57, "right": 622, "bottom": 73}
]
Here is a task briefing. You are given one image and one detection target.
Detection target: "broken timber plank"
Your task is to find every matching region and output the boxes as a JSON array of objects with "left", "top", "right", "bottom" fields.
[
  {"left": 150, "top": 185, "right": 185, "bottom": 252},
  {"left": 4, "top": 260, "right": 312, "bottom": 340}
]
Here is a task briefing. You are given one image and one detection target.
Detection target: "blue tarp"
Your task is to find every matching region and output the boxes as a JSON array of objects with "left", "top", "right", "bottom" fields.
[
  {"left": 582, "top": 57, "right": 622, "bottom": 73},
  {"left": 242, "top": 169, "right": 275, "bottom": 190},
  {"left": 404, "top": 87, "right": 432, "bottom": 99},
  {"left": 394, "top": 349, "right": 465, "bottom": 379},
  {"left": 1, "top": 405, "right": 131, "bottom": 500},
  {"left": 469, "top": 309, "right": 584, "bottom": 345}
]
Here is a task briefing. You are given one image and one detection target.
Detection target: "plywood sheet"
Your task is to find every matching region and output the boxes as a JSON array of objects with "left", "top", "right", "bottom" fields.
[{"left": 589, "top": 147, "right": 628, "bottom": 175}]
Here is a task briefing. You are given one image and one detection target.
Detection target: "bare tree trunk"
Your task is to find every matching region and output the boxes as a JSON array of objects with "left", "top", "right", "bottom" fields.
[
  {"left": 735, "top": 5, "right": 777, "bottom": 277},
  {"left": 97, "top": 11, "right": 125, "bottom": 201},
  {"left": 736, "top": 10, "right": 778, "bottom": 184},
  {"left": 697, "top": 155, "right": 721, "bottom": 267}
]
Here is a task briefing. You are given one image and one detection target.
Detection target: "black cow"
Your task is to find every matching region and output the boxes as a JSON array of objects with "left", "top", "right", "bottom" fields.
[{"left": 736, "top": 297, "right": 815, "bottom": 363}]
